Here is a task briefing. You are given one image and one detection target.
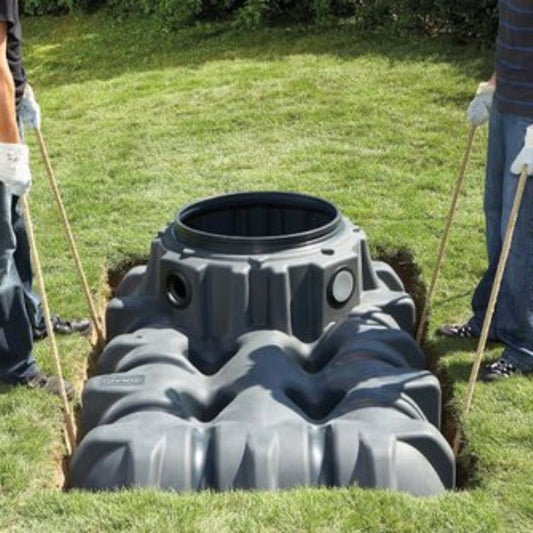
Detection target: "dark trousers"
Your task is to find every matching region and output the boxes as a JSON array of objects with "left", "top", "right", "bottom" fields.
[
  {"left": 0, "top": 184, "right": 40, "bottom": 383},
  {"left": 467, "top": 107, "right": 533, "bottom": 372}
]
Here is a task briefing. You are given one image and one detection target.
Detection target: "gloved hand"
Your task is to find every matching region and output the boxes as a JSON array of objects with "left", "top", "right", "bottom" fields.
[
  {"left": 0, "top": 142, "right": 31, "bottom": 196},
  {"left": 466, "top": 82, "right": 495, "bottom": 126},
  {"left": 511, "top": 125, "right": 533, "bottom": 176},
  {"left": 20, "top": 83, "right": 41, "bottom": 131}
]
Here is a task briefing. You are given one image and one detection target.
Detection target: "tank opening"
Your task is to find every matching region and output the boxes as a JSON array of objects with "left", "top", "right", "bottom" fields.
[{"left": 174, "top": 192, "right": 342, "bottom": 253}]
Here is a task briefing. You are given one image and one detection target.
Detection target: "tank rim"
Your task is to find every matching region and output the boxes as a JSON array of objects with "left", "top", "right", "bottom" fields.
[{"left": 174, "top": 191, "right": 343, "bottom": 254}]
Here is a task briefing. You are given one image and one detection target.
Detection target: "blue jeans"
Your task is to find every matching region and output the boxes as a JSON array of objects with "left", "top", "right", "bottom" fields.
[
  {"left": 0, "top": 121, "right": 42, "bottom": 383},
  {"left": 0, "top": 185, "right": 38, "bottom": 383},
  {"left": 467, "top": 107, "right": 533, "bottom": 372}
]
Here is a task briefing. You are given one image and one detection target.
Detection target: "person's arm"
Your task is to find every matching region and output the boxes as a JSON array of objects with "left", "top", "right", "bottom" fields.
[
  {"left": 0, "top": 20, "right": 20, "bottom": 143},
  {"left": 0, "top": 20, "right": 31, "bottom": 196}
]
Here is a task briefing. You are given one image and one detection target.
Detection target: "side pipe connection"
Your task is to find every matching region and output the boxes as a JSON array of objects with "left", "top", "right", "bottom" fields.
[{"left": 71, "top": 192, "right": 455, "bottom": 496}]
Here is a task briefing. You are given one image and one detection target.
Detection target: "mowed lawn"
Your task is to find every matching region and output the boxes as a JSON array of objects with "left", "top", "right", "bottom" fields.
[{"left": 0, "top": 13, "right": 531, "bottom": 532}]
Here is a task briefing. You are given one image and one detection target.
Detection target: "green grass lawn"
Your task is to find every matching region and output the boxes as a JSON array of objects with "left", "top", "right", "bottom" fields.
[{"left": 0, "top": 13, "right": 532, "bottom": 532}]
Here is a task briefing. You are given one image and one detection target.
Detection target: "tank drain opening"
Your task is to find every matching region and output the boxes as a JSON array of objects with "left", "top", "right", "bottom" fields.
[{"left": 166, "top": 272, "right": 191, "bottom": 308}]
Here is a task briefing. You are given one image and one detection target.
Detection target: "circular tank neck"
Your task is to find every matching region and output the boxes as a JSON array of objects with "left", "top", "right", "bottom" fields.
[{"left": 174, "top": 192, "right": 343, "bottom": 254}]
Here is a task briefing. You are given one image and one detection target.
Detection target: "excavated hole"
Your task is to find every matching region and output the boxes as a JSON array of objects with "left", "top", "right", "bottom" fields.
[
  {"left": 375, "top": 245, "right": 479, "bottom": 489},
  {"left": 68, "top": 248, "right": 478, "bottom": 491}
]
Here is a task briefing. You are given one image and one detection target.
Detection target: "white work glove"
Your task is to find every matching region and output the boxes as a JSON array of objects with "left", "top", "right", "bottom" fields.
[
  {"left": 20, "top": 83, "right": 41, "bottom": 130},
  {"left": 511, "top": 125, "right": 533, "bottom": 176},
  {"left": 466, "top": 82, "right": 495, "bottom": 126},
  {"left": 0, "top": 143, "right": 31, "bottom": 196}
]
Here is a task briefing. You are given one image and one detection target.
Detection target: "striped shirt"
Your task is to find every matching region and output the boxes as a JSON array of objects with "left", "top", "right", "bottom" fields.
[{"left": 495, "top": 0, "right": 533, "bottom": 116}]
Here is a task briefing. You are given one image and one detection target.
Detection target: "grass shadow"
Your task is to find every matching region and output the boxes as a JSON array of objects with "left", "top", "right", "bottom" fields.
[
  {"left": 429, "top": 336, "right": 502, "bottom": 384},
  {"left": 23, "top": 14, "right": 494, "bottom": 90}
]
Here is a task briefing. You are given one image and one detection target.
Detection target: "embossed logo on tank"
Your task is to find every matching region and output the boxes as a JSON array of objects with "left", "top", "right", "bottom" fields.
[{"left": 100, "top": 375, "right": 146, "bottom": 386}]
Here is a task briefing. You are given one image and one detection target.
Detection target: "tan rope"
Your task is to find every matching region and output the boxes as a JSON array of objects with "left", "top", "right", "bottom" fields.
[
  {"left": 452, "top": 163, "right": 530, "bottom": 456},
  {"left": 20, "top": 195, "right": 77, "bottom": 454},
  {"left": 416, "top": 126, "right": 477, "bottom": 344},
  {"left": 34, "top": 129, "right": 105, "bottom": 347}
]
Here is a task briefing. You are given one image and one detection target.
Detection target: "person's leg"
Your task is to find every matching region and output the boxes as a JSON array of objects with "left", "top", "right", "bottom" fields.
[
  {"left": 13, "top": 116, "right": 45, "bottom": 338},
  {"left": 0, "top": 121, "right": 74, "bottom": 395},
  {"left": 11, "top": 195, "right": 44, "bottom": 336},
  {"left": 466, "top": 107, "right": 505, "bottom": 338},
  {"left": 0, "top": 183, "right": 38, "bottom": 384},
  {"left": 12, "top": 196, "right": 90, "bottom": 340},
  {"left": 11, "top": 178, "right": 89, "bottom": 342},
  {"left": 490, "top": 112, "right": 533, "bottom": 373}
]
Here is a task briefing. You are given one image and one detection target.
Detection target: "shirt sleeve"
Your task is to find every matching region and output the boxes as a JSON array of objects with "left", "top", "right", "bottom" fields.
[{"left": 0, "top": 1, "right": 16, "bottom": 24}]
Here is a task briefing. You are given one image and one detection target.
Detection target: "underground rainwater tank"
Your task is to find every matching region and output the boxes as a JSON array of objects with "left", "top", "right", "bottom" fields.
[{"left": 70, "top": 192, "right": 455, "bottom": 496}]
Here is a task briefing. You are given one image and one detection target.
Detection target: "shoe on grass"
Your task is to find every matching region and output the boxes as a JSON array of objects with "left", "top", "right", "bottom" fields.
[
  {"left": 479, "top": 359, "right": 517, "bottom": 382},
  {"left": 436, "top": 323, "right": 478, "bottom": 339},
  {"left": 26, "top": 371, "right": 74, "bottom": 399},
  {"left": 34, "top": 315, "right": 92, "bottom": 341}
]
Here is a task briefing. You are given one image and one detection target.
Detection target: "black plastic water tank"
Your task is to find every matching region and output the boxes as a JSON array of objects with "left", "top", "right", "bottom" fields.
[{"left": 71, "top": 192, "right": 455, "bottom": 495}]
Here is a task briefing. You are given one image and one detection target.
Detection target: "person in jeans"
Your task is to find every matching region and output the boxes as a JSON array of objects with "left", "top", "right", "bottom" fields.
[
  {"left": 0, "top": 0, "right": 89, "bottom": 395},
  {"left": 438, "top": 0, "right": 533, "bottom": 381}
]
